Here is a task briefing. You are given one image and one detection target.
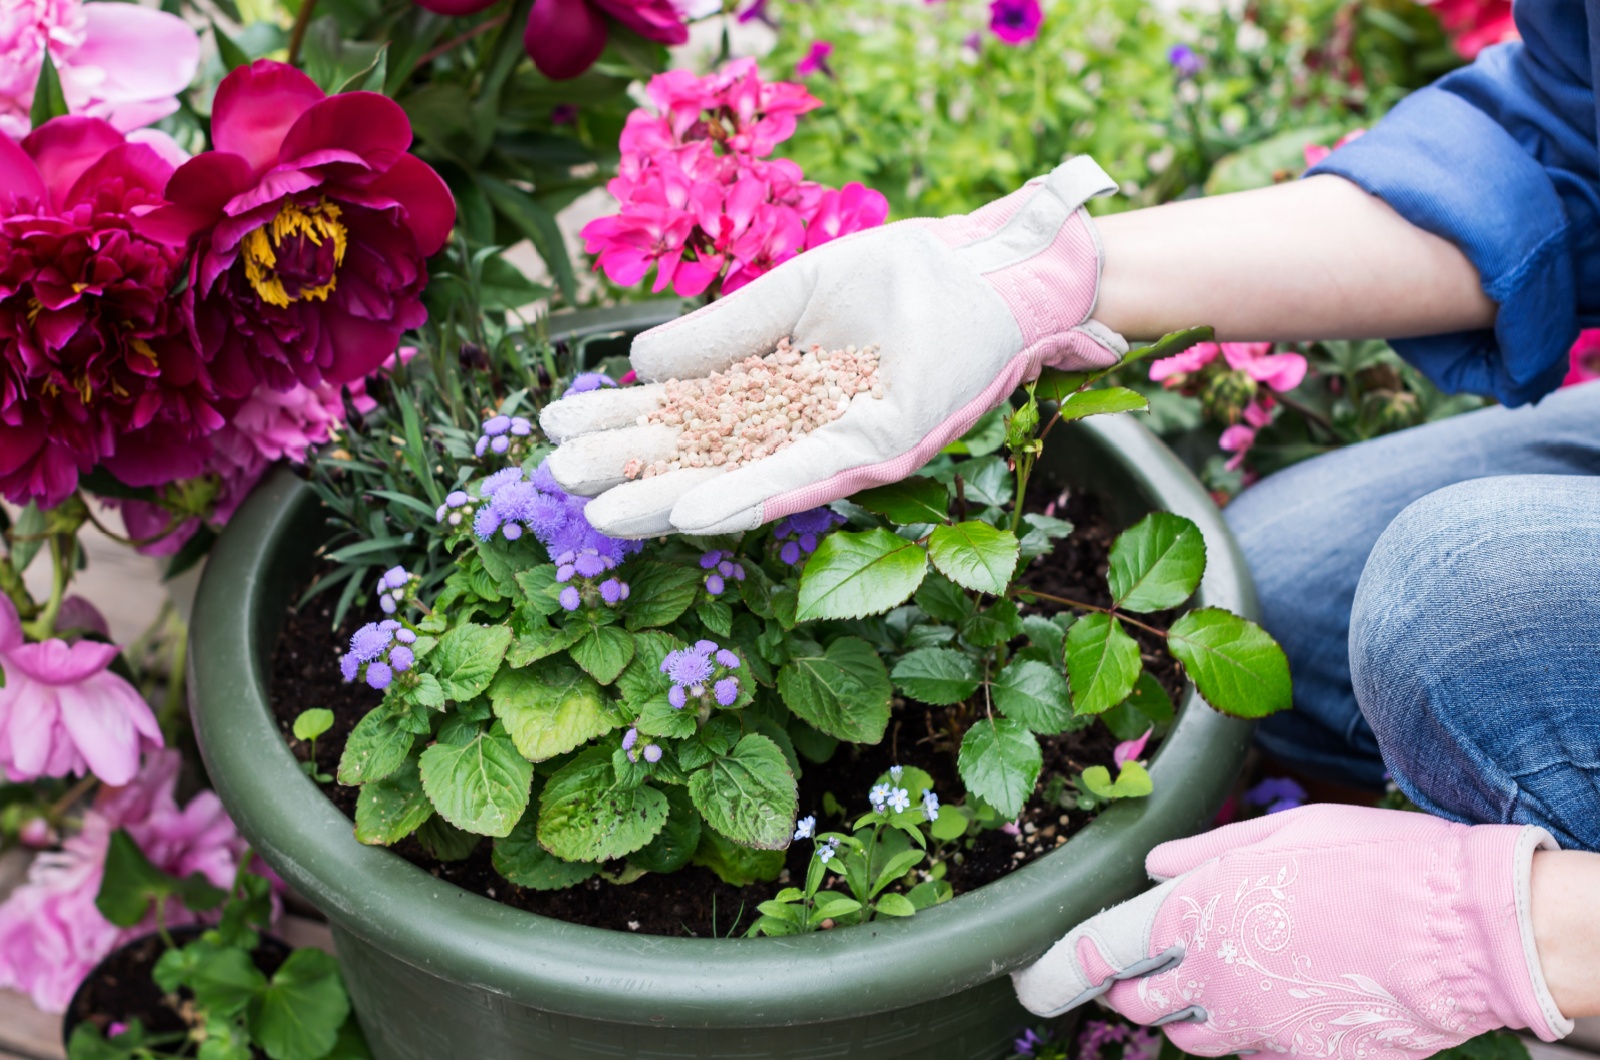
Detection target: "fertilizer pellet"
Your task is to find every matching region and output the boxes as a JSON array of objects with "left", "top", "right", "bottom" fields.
[{"left": 624, "top": 338, "right": 883, "bottom": 478}]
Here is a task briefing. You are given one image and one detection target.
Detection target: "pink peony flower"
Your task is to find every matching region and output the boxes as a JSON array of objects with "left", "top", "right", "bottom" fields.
[
  {"left": 0, "top": 117, "right": 222, "bottom": 507},
  {"left": 118, "top": 378, "right": 347, "bottom": 556},
  {"left": 0, "top": 593, "right": 161, "bottom": 785},
  {"left": 989, "top": 0, "right": 1043, "bottom": 44},
  {"left": 140, "top": 61, "right": 455, "bottom": 398},
  {"left": 0, "top": 0, "right": 199, "bottom": 141},
  {"left": 0, "top": 750, "right": 252, "bottom": 1013},
  {"left": 412, "top": 0, "right": 688, "bottom": 81}
]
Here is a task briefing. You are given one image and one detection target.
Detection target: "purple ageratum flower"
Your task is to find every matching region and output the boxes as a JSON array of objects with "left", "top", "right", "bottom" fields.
[
  {"left": 349, "top": 623, "right": 394, "bottom": 662},
  {"left": 1244, "top": 777, "right": 1307, "bottom": 815},
  {"left": 475, "top": 435, "right": 489, "bottom": 458},
  {"left": 446, "top": 490, "right": 470, "bottom": 508},
  {"left": 715, "top": 649, "right": 740, "bottom": 670},
  {"left": 502, "top": 523, "right": 523, "bottom": 541},
  {"left": 705, "top": 574, "right": 725, "bottom": 596},
  {"left": 395, "top": 628, "right": 417, "bottom": 645},
  {"left": 388, "top": 645, "right": 415, "bottom": 672},
  {"left": 699, "top": 551, "right": 721, "bottom": 570},
  {"left": 510, "top": 417, "right": 532, "bottom": 436},
  {"left": 379, "top": 595, "right": 397, "bottom": 615},
  {"left": 988, "top": 0, "right": 1042, "bottom": 44},
  {"left": 694, "top": 640, "right": 718, "bottom": 654},
  {"left": 1014, "top": 1028, "right": 1047, "bottom": 1057},
  {"left": 491, "top": 435, "right": 511, "bottom": 454},
  {"left": 775, "top": 507, "right": 845, "bottom": 565},
  {"left": 663, "top": 648, "right": 715, "bottom": 688},
  {"left": 340, "top": 653, "right": 360, "bottom": 682},
  {"left": 366, "top": 661, "right": 393, "bottom": 690},
  {"left": 779, "top": 541, "right": 802, "bottom": 565},
  {"left": 573, "top": 551, "right": 609, "bottom": 578},
  {"left": 473, "top": 506, "right": 503, "bottom": 540},
  {"left": 622, "top": 727, "right": 639, "bottom": 751},
  {"left": 556, "top": 564, "right": 577, "bottom": 583},
  {"left": 531, "top": 461, "right": 561, "bottom": 493},
  {"left": 481, "top": 468, "right": 523, "bottom": 497},
  {"left": 643, "top": 744, "right": 663, "bottom": 764},
  {"left": 600, "top": 579, "right": 625, "bottom": 604},
  {"left": 1169, "top": 43, "right": 1203, "bottom": 77},
  {"left": 714, "top": 677, "right": 739, "bottom": 706},
  {"left": 668, "top": 685, "right": 687, "bottom": 709},
  {"left": 382, "top": 566, "right": 409, "bottom": 590},
  {"left": 484, "top": 415, "right": 512, "bottom": 436},
  {"left": 564, "top": 372, "right": 618, "bottom": 396},
  {"left": 559, "top": 586, "right": 583, "bottom": 611}
]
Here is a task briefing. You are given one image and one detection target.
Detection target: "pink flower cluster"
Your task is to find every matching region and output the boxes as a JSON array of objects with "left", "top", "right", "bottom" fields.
[
  {"left": 1150, "top": 341, "right": 1308, "bottom": 472},
  {"left": 1302, "top": 128, "right": 1366, "bottom": 169},
  {"left": 1425, "top": 0, "right": 1517, "bottom": 59},
  {"left": 581, "top": 60, "right": 889, "bottom": 299},
  {"left": 0, "top": 750, "right": 253, "bottom": 1013}
]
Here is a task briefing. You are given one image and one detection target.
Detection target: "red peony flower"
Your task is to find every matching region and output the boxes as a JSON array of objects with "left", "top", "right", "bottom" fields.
[
  {"left": 142, "top": 61, "right": 454, "bottom": 396},
  {"left": 0, "top": 117, "right": 223, "bottom": 507},
  {"left": 412, "top": 0, "right": 689, "bottom": 81}
]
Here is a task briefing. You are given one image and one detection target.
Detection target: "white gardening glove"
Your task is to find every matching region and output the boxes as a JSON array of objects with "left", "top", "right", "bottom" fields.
[
  {"left": 1012, "top": 806, "right": 1573, "bottom": 1058},
  {"left": 540, "top": 156, "right": 1128, "bottom": 538}
]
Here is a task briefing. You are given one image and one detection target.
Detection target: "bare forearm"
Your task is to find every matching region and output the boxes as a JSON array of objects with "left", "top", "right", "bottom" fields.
[
  {"left": 1533, "top": 849, "right": 1600, "bottom": 1020},
  {"left": 1093, "top": 175, "right": 1496, "bottom": 343}
]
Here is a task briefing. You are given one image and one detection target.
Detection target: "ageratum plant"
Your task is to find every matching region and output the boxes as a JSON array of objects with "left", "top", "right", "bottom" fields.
[{"left": 319, "top": 326, "right": 1292, "bottom": 919}]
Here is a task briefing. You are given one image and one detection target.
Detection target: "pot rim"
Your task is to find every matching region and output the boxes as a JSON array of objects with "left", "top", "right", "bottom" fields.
[{"left": 188, "top": 305, "right": 1256, "bottom": 1029}]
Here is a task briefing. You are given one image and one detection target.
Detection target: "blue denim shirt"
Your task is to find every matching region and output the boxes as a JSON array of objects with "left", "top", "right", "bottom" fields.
[{"left": 1307, "top": 0, "right": 1599, "bottom": 406}]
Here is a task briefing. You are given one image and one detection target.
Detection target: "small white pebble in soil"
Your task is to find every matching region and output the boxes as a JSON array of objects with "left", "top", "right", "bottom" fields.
[
  {"left": 626, "top": 338, "right": 883, "bottom": 479},
  {"left": 628, "top": 920, "right": 641, "bottom": 931}
]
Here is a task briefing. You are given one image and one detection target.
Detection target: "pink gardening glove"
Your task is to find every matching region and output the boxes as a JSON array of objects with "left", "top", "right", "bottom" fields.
[
  {"left": 540, "top": 156, "right": 1127, "bottom": 538},
  {"left": 1012, "top": 805, "right": 1573, "bottom": 1058}
]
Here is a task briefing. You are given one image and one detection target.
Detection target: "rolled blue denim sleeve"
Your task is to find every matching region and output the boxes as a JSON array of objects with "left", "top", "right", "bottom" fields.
[{"left": 1306, "top": 0, "right": 1600, "bottom": 407}]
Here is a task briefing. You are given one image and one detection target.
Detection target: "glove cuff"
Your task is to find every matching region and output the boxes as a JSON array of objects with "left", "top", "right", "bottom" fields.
[
  {"left": 1461, "top": 824, "right": 1573, "bottom": 1042},
  {"left": 935, "top": 157, "right": 1129, "bottom": 371}
]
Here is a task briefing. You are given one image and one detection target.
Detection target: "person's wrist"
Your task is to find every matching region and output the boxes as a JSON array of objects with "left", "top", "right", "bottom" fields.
[{"left": 1532, "top": 849, "right": 1600, "bottom": 1021}]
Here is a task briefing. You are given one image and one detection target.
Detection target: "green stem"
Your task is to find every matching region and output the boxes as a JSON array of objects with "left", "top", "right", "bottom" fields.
[
  {"left": 287, "top": 0, "right": 319, "bottom": 66},
  {"left": 159, "top": 622, "right": 188, "bottom": 745},
  {"left": 154, "top": 897, "right": 175, "bottom": 951},
  {"left": 22, "top": 536, "right": 68, "bottom": 641},
  {"left": 1010, "top": 452, "right": 1034, "bottom": 536}
]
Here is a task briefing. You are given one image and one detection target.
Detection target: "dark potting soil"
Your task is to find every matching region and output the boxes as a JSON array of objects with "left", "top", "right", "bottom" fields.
[
  {"left": 65, "top": 928, "right": 291, "bottom": 1053},
  {"left": 267, "top": 483, "right": 1186, "bottom": 938}
]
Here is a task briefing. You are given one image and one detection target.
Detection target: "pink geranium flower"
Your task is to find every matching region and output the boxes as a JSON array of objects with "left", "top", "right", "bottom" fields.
[
  {"left": 140, "top": 61, "right": 455, "bottom": 397},
  {"left": 1426, "top": 0, "right": 1517, "bottom": 58},
  {"left": 1303, "top": 128, "right": 1366, "bottom": 169},
  {"left": 0, "top": 593, "right": 161, "bottom": 785},
  {"left": 0, "top": 0, "right": 200, "bottom": 140},
  {"left": 1562, "top": 329, "right": 1600, "bottom": 387},
  {"left": 0, "top": 750, "right": 253, "bottom": 1013},
  {"left": 1219, "top": 397, "right": 1276, "bottom": 471},
  {"left": 1149, "top": 341, "right": 1307, "bottom": 394}
]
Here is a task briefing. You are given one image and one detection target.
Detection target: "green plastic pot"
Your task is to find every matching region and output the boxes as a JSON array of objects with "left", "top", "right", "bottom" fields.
[{"left": 188, "top": 305, "right": 1257, "bottom": 1060}]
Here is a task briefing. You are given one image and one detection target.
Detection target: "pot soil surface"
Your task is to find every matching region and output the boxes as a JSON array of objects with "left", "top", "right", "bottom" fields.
[
  {"left": 66, "top": 929, "right": 291, "bottom": 1054},
  {"left": 268, "top": 485, "right": 1184, "bottom": 938}
]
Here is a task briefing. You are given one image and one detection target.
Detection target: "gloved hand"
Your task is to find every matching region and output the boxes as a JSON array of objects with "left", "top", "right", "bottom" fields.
[
  {"left": 1012, "top": 805, "right": 1573, "bottom": 1058},
  {"left": 540, "top": 156, "right": 1127, "bottom": 538}
]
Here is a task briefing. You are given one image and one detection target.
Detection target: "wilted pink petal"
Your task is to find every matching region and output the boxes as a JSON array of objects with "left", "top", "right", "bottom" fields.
[{"left": 1114, "top": 727, "right": 1153, "bottom": 768}]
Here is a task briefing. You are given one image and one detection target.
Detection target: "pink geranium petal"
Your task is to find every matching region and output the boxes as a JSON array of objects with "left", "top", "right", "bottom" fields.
[
  {"left": 211, "top": 61, "right": 325, "bottom": 175},
  {"left": 525, "top": 0, "right": 610, "bottom": 81}
]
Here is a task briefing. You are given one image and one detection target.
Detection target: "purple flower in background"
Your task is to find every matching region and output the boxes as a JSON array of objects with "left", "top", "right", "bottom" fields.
[
  {"left": 1244, "top": 776, "right": 1307, "bottom": 815},
  {"left": 388, "top": 646, "right": 415, "bottom": 672},
  {"left": 796, "top": 41, "right": 834, "bottom": 78},
  {"left": 365, "top": 662, "right": 393, "bottom": 690},
  {"left": 774, "top": 507, "right": 845, "bottom": 565},
  {"left": 643, "top": 744, "right": 663, "bottom": 764},
  {"left": 564, "top": 372, "right": 617, "bottom": 397},
  {"left": 737, "top": 0, "right": 774, "bottom": 25},
  {"left": 988, "top": 0, "right": 1042, "bottom": 44},
  {"left": 1014, "top": 1028, "right": 1047, "bottom": 1058},
  {"left": 551, "top": 104, "right": 579, "bottom": 125},
  {"left": 1168, "top": 43, "right": 1203, "bottom": 78},
  {"left": 714, "top": 677, "right": 739, "bottom": 706},
  {"left": 559, "top": 586, "right": 582, "bottom": 611}
]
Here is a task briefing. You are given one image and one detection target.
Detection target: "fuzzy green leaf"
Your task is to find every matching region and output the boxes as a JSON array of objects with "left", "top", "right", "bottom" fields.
[
  {"left": 957, "top": 718, "right": 1041, "bottom": 820},
  {"left": 567, "top": 624, "right": 635, "bottom": 685},
  {"left": 777, "top": 637, "right": 892, "bottom": 743},
  {"left": 927, "top": 521, "right": 1019, "bottom": 596},
  {"left": 429, "top": 623, "right": 512, "bottom": 702},
  {"left": 623, "top": 562, "right": 703, "bottom": 630},
  {"left": 697, "top": 595, "right": 733, "bottom": 637},
  {"left": 353, "top": 757, "right": 433, "bottom": 846},
  {"left": 1108, "top": 512, "right": 1207, "bottom": 613},
  {"left": 992, "top": 658, "right": 1075, "bottom": 733},
  {"left": 692, "top": 828, "right": 785, "bottom": 886},
  {"left": 514, "top": 566, "right": 563, "bottom": 616},
  {"left": 506, "top": 618, "right": 583, "bottom": 668},
  {"left": 1065, "top": 613, "right": 1143, "bottom": 715},
  {"left": 418, "top": 723, "right": 532, "bottom": 837},
  {"left": 489, "top": 662, "right": 614, "bottom": 762},
  {"left": 890, "top": 648, "right": 980, "bottom": 706},
  {"left": 615, "top": 630, "right": 682, "bottom": 709},
  {"left": 537, "top": 747, "right": 668, "bottom": 862},
  {"left": 852, "top": 476, "right": 950, "bottom": 525},
  {"left": 628, "top": 785, "right": 702, "bottom": 874},
  {"left": 797, "top": 529, "right": 927, "bottom": 621},
  {"left": 492, "top": 807, "right": 597, "bottom": 890},
  {"left": 1167, "top": 608, "right": 1292, "bottom": 718},
  {"left": 688, "top": 734, "right": 797, "bottom": 849}
]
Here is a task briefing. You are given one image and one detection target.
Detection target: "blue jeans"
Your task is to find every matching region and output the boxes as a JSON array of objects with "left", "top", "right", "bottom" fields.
[{"left": 1224, "top": 381, "right": 1600, "bottom": 852}]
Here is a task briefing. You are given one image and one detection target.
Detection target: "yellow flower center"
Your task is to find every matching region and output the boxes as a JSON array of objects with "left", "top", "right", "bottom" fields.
[{"left": 241, "top": 199, "right": 348, "bottom": 308}]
